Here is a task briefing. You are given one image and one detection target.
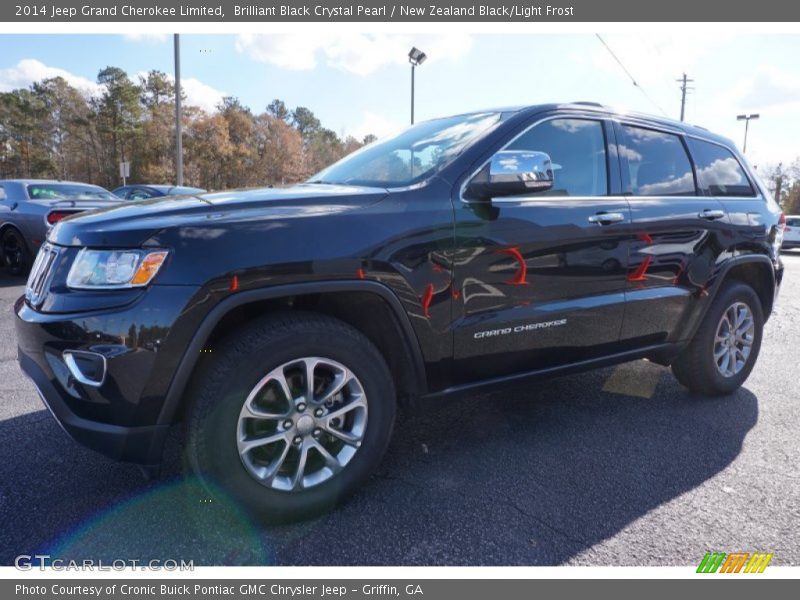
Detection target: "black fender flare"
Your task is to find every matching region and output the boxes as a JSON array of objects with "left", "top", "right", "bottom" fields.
[
  {"left": 155, "top": 279, "right": 428, "bottom": 427},
  {"left": 679, "top": 253, "right": 777, "bottom": 344},
  {"left": 709, "top": 253, "right": 777, "bottom": 308}
]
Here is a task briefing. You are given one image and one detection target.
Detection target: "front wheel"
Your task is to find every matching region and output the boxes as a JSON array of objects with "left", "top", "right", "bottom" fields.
[
  {"left": 671, "top": 282, "right": 764, "bottom": 396},
  {"left": 185, "top": 312, "right": 396, "bottom": 523}
]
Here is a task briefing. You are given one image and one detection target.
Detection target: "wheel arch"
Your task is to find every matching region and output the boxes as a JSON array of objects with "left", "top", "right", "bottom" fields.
[
  {"left": 0, "top": 222, "right": 29, "bottom": 245},
  {"left": 673, "top": 254, "right": 776, "bottom": 349},
  {"left": 716, "top": 255, "right": 777, "bottom": 318},
  {"left": 156, "top": 280, "right": 428, "bottom": 427}
]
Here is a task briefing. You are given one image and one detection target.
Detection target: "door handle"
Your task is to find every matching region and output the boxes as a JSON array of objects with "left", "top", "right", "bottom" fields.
[
  {"left": 698, "top": 209, "right": 725, "bottom": 220},
  {"left": 588, "top": 212, "right": 625, "bottom": 225}
]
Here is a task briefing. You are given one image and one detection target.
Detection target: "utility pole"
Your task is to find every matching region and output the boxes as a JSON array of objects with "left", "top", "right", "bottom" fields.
[
  {"left": 677, "top": 73, "right": 694, "bottom": 122},
  {"left": 174, "top": 34, "right": 183, "bottom": 186}
]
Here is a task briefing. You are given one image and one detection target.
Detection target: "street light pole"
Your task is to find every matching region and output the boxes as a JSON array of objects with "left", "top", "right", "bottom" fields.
[
  {"left": 408, "top": 47, "right": 427, "bottom": 125},
  {"left": 410, "top": 62, "right": 415, "bottom": 125},
  {"left": 174, "top": 33, "right": 184, "bottom": 186},
  {"left": 737, "top": 113, "right": 760, "bottom": 154}
]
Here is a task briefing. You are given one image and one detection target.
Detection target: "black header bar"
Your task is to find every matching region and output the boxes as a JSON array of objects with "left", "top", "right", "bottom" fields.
[{"left": 3, "top": 1, "right": 799, "bottom": 22}]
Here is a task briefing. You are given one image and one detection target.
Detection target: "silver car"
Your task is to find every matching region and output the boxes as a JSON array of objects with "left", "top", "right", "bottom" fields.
[{"left": 0, "top": 179, "right": 120, "bottom": 275}]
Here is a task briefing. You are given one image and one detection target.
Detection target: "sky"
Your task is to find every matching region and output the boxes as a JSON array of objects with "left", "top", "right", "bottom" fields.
[{"left": 1, "top": 32, "right": 799, "bottom": 168}]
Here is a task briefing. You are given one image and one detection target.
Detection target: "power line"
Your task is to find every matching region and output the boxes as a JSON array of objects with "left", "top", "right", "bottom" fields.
[{"left": 595, "top": 34, "right": 668, "bottom": 118}]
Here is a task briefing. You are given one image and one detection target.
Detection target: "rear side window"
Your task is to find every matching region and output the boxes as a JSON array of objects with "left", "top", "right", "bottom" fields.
[
  {"left": 687, "top": 138, "right": 755, "bottom": 197},
  {"left": 786, "top": 217, "right": 800, "bottom": 227},
  {"left": 27, "top": 183, "right": 116, "bottom": 201},
  {"left": 620, "top": 125, "right": 695, "bottom": 196},
  {"left": 507, "top": 118, "right": 608, "bottom": 197}
]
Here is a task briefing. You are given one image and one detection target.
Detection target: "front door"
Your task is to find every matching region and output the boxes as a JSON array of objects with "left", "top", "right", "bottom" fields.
[{"left": 451, "top": 115, "right": 631, "bottom": 384}]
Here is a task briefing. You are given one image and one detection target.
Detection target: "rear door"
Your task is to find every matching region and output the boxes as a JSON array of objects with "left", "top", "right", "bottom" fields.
[
  {"left": 614, "top": 122, "right": 729, "bottom": 345},
  {"left": 451, "top": 114, "right": 631, "bottom": 384},
  {"left": 686, "top": 136, "right": 768, "bottom": 249}
]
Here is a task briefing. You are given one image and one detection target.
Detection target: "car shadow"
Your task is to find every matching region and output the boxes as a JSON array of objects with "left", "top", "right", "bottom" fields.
[{"left": 0, "top": 364, "right": 757, "bottom": 566}]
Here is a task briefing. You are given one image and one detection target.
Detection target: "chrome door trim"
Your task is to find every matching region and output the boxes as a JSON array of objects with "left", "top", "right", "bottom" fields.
[
  {"left": 489, "top": 194, "right": 629, "bottom": 205},
  {"left": 459, "top": 113, "right": 764, "bottom": 206}
]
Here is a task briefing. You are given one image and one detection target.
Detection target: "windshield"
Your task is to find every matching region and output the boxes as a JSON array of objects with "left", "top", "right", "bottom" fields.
[
  {"left": 310, "top": 112, "right": 502, "bottom": 187},
  {"left": 27, "top": 183, "right": 117, "bottom": 201}
]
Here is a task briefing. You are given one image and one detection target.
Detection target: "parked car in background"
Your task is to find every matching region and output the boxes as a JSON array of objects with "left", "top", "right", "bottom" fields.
[
  {"left": 112, "top": 184, "right": 206, "bottom": 200},
  {"left": 0, "top": 180, "right": 120, "bottom": 275},
  {"left": 783, "top": 215, "right": 800, "bottom": 250}
]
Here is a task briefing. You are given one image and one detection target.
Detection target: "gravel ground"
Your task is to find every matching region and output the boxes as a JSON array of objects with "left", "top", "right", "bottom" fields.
[{"left": 0, "top": 253, "right": 798, "bottom": 566}]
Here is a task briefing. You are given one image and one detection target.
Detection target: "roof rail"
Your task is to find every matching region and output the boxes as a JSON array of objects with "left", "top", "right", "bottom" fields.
[{"left": 572, "top": 101, "right": 605, "bottom": 107}]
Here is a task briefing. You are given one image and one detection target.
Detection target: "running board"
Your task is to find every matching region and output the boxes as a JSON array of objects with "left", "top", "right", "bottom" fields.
[{"left": 423, "top": 343, "right": 682, "bottom": 401}]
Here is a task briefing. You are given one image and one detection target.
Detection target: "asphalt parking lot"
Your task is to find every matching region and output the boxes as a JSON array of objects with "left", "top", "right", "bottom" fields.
[{"left": 1, "top": 254, "right": 799, "bottom": 567}]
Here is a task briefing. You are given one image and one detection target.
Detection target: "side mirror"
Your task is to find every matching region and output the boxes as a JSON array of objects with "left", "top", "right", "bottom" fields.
[{"left": 465, "top": 150, "right": 554, "bottom": 201}]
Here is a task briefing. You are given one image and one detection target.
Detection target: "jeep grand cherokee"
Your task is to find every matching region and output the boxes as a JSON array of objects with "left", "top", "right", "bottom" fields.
[{"left": 15, "top": 103, "right": 784, "bottom": 522}]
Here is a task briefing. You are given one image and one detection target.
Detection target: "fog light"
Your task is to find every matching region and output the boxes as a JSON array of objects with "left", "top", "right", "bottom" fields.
[{"left": 63, "top": 350, "right": 107, "bottom": 387}]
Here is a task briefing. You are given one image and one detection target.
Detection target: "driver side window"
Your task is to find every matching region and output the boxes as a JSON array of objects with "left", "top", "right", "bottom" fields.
[{"left": 507, "top": 118, "right": 609, "bottom": 197}]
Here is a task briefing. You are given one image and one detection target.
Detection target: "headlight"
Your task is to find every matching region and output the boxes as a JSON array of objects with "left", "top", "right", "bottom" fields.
[{"left": 66, "top": 249, "right": 169, "bottom": 289}]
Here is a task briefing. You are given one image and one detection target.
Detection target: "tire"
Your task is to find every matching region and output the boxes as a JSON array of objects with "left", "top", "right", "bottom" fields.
[
  {"left": 184, "top": 311, "right": 396, "bottom": 523},
  {"left": 671, "top": 281, "right": 764, "bottom": 396},
  {"left": 2, "top": 228, "right": 32, "bottom": 276}
]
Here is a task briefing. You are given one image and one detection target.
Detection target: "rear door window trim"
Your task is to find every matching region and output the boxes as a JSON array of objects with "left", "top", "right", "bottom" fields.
[
  {"left": 614, "top": 120, "right": 700, "bottom": 198},
  {"left": 684, "top": 134, "right": 759, "bottom": 199}
]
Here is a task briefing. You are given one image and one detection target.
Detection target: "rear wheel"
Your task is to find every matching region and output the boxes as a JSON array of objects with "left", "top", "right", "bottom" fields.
[
  {"left": 671, "top": 281, "right": 764, "bottom": 396},
  {"left": 2, "top": 228, "right": 32, "bottom": 276},
  {"left": 185, "top": 312, "right": 396, "bottom": 523}
]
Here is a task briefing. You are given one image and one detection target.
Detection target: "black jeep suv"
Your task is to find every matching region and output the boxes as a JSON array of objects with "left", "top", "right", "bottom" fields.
[{"left": 15, "top": 103, "right": 784, "bottom": 522}]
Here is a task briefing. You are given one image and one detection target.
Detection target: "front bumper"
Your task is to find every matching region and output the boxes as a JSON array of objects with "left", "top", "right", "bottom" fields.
[
  {"left": 14, "top": 284, "right": 201, "bottom": 464},
  {"left": 19, "top": 350, "right": 169, "bottom": 464}
]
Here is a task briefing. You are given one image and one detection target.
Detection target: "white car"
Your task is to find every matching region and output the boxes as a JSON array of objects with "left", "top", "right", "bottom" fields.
[{"left": 784, "top": 215, "right": 800, "bottom": 250}]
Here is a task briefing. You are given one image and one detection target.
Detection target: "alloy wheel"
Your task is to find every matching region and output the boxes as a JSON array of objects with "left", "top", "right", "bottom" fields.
[
  {"left": 236, "top": 357, "right": 367, "bottom": 491},
  {"left": 713, "top": 301, "right": 755, "bottom": 378}
]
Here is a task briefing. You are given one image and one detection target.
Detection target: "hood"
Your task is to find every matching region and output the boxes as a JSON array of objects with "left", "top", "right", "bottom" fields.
[{"left": 47, "top": 183, "right": 388, "bottom": 247}]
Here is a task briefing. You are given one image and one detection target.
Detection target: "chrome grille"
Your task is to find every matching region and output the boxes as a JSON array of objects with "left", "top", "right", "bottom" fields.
[{"left": 25, "top": 244, "right": 58, "bottom": 307}]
